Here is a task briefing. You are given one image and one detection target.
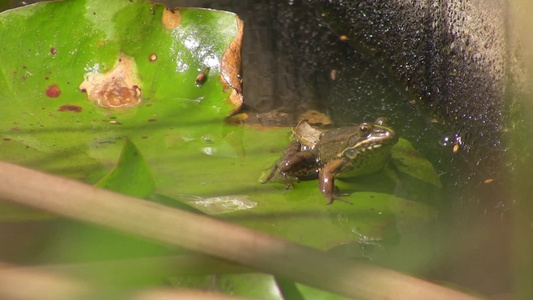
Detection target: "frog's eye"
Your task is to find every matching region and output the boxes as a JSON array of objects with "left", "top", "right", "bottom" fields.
[
  {"left": 359, "top": 123, "right": 373, "bottom": 134},
  {"left": 375, "top": 117, "right": 388, "bottom": 126}
]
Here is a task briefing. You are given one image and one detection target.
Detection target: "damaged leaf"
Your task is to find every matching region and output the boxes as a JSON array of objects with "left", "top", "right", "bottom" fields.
[
  {"left": 220, "top": 18, "right": 244, "bottom": 110},
  {"left": 162, "top": 8, "right": 181, "bottom": 29},
  {"left": 0, "top": 0, "right": 244, "bottom": 179},
  {"left": 0, "top": 0, "right": 243, "bottom": 114},
  {"left": 80, "top": 54, "right": 142, "bottom": 108}
]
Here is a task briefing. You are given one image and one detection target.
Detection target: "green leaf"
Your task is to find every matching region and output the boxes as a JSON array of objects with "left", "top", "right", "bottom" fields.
[
  {"left": 169, "top": 273, "right": 284, "bottom": 299},
  {"left": 0, "top": 0, "right": 242, "bottom": 175},
  {"left": 96, "top": 138, "right": 155, "bottom": 198},
  {"left": 0, "top": 0, "right": 242, "bottom": 221},
  {"left": 392, "top": 138, "right": 442, "bottom": 188},
  {"left": 0, "top": 0, "right": 241, "bottom": 112}
]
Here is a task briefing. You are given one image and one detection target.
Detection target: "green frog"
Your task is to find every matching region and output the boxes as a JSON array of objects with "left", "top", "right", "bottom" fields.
[{"left": 262, "top": 117, "right": 398, "bottom": 204}]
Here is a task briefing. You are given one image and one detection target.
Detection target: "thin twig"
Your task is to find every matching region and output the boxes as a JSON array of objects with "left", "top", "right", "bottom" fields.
[{"left": 0, "top": 162, "right": 481, "bottom": 300}]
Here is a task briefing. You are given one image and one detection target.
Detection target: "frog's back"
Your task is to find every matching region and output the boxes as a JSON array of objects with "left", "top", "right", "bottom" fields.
[{"left": 316, "top": 126, "right": 359, "bottom": 163}]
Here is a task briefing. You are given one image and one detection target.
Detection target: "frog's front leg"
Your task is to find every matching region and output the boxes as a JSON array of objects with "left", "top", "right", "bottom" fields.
[{"left": 318, "top": 159, "right": 345, "bottom": 204}]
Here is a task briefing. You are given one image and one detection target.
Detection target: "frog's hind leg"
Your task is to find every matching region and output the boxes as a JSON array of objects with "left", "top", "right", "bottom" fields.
[
  {"left": 261, "top": 164, "right": 300, "bottom": 189},
  {"left": 279, "top": 172, "right": 299, "bottom": 189},
  {"left": 260, "top": 164, "right": 281, "bottom": 184},
  {"left": 261, "top": 142, "right": 300, "bottom": 184},
  {"left": 262, "top": 141, "right": 317, "bottom": 189},
  {"left": 277, "top": 147, "right": 318, "bottom": 187}
]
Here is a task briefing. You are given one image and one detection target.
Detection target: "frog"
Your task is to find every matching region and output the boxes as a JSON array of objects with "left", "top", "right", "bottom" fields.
[{"left": 261, "top": 117, "right": 398, "bottom": 204}]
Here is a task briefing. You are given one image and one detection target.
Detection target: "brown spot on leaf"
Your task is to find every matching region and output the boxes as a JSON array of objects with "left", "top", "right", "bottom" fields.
[
  {"left": 147, "top": 118, "right": 157, "bottom": 122},
  {"left": 149, "top": 53, "right": 157, "bottom": 62},
  {"left": 195, "top": 67, "right": 210, "bottom": 85},
  {"left": 50, "top": 47, "right": 57, "bottom": 55},
  {"left": 162, "top": 9, "right": 181, "bottom": 29},
  {"left": 58, "top": 104, "right": 83, "bottom": 113},
  {"left": 79, "top": 54, "right": 142, "bottom": 108},
  {"left": 46, "top": 84, "right": 61, "bottom": 97},
  {"left": 3, "top": 138, "right": 11, "bottom": 141},
  {"left": 220, "top": 17, "right": 244, "bottom": 112}
]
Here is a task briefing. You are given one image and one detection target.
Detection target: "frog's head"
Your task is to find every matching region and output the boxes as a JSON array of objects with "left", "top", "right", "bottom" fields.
[{"left": 341, "top": 117, "right": 398, "bottom": 161}]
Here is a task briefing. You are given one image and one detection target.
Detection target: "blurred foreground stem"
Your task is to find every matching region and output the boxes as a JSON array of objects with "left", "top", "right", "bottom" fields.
[{"left": 0, "top": 162, "right": 479, "bottom": 300}]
